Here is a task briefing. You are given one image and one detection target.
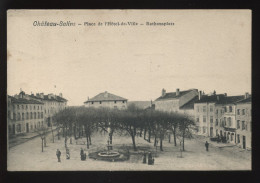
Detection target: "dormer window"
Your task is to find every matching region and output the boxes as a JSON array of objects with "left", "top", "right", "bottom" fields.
[
  {"left": 114, "top": 101, "right": 117, "bottom": 104},
  {"left": 122, "top": 101, "right": 125, "bottom": 103},
  {"left": 91, "top": 102, "right": 94, "bottom": 104},
  {"left": 100, "top": 101, "right": 102, "bottom": 104}
]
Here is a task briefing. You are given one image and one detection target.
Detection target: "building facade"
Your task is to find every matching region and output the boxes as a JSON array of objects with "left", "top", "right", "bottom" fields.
[
  {"left": 8, "top": 92, "right": 44, "bottom": 135},
  {"left": 235, "top": 97, "right": 251, "bottom": 150},
  {"left": 84, "top": 91, "right": 127, "bottom": 110},
  {"left": 8, "top": 91, "right": 68, "bottom": 136},
  {"left": 154, "top": 88, "right": 198, "bottom": 113}
]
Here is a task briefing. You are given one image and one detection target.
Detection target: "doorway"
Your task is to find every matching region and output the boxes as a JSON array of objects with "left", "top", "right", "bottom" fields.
[
  {"left": 26, "top": 123, "right": 29, "bottom": 133},
  {"left": 243, "top": 136, "right": 246, "bottom": 149},
  {"left": 210, "top": 127, "right": 213, "bottom": 137}
]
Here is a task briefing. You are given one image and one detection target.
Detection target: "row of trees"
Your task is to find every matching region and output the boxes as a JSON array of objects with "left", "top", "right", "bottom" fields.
[{"left": 53, "top": 104, "right": 195, "bottom": 151}]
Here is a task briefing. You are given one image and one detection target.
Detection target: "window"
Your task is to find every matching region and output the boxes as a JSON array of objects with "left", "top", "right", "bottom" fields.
[
  {"left": 210, "top": 106, "right": 213, "bottom": 112},
  {"left": 242, "top": 109, "right": 245, "bottom": 115},
  {"left": 30, "top": 105, "right": 32, "bottom": 110},
  {"left": 123, "top": 101, "right": 125, "bottom": 103},
  {"left": 100, "top": 101, "right": 102, "bottom": 104},
  {"left": 224, "top": 107, "right": 227, "bottom": 112},
  {"left": 216, "top": 119, "right": 218, "bottom": 126},
  {"left": 224, "top": 117, "right": 226, "bottom": 126},
  {"left": 18, "top": 113, "right": 21, "bottom": 120},
  {"left": 228, "top": 117, "right": 232, "bottom": 127},
  {"left": 114, "top": 106, "right": 118, "bottom": 109},
  {"left": 216, "top": 109, "right": 218, "bottom": 115},
  {"left": 237, "top": 109, "right": 240, "bottom": 115},
  {"left": 22, "top": 105, "right": 24, "bottom": 109},
  {"left": 41, "top": 106, "right": 42, "bottom": 110},
  {"left": 91, "top": 102, "right": 94, "bottom": 104},
  {"left": 8, "top": 111, "right": 11, "bottom": 119},
  {"left": 34, "top": 112, "right": 36, "bottom": 119},
  {"left": 114, "top": 101, "right": 117, "bottom": 104},
  {"left": 26, "top": 105, "right": 28, "bottom": 110},
  {"left": 34, "top": 106, "right": 36, "bottom": 110},
  {"left": 17, "top": 105, "right": 20, "bottom": 109},
  {"left": 203, "top": 116, "right": 206, "bottom": 122},
  {"left": 237, "top": 135, "right": 240, "bottom": 143},
  {"left": 22, "top": 113, "right": 24, "bottom": 120},
  {"left": 242, "top": 121, "right": 245, "bottom": 130},
  {"left": 196, "top": 117, "right": 199, "bottom": 122},
  {"left": 13, "top": 113, "right": 16, "bottom": 120},
  {"left": 30, "top": 112, "right": 33, "bottom": 119},
  {"left": 26, "top": 112, "right": 29, "bottom": 119},
  {"left": 41, "top": 112, "right": 43, "bottom": 118},
  {"left": 203, "top": 106, "right": 206, "bottom": 112},
  {"left": 38, "top": 106, "right": 39, "bottom": 110},
  {"left": 210, "top": 116, "right": 213, "bottom": 123},
  {"left": 229, "top": 106, "right": 232, "bottom": 112},
  {"left": 237, "top": 120, "right": 240, "bottom": 129}
]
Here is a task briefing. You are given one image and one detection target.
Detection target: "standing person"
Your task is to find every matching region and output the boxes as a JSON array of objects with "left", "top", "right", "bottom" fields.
[
  {"left": 142, "top": 152, "right": 147, "bottom": 164},
  {"left": 66, "top": 148, "right": 70, "bottom": 160},
  {"left": 205, "top": 141, "right": 209, "bottom": 151},
  {"left": 80, "top": 148, "right": 84, "bottom": 160},
  {"left": 56, "top": 149, "right": 61, "bottom": 162}
]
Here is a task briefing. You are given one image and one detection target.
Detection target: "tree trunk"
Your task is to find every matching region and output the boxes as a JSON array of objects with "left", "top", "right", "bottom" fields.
[
  {"left": 140, "top": 128, "right": 142, "bottom": 137},
  {"left": 85, "top": 127, "right": 89, "bottom": 149},
  {"left": 182, "top": 130, "right": 185, "bottom": 151},
  {"left": 144, "top": 129, "right": 146, "bottom": 140},
  {"left": 62, "top": 127, "right": 64, "bottom": 137},
  {"left": 172, "top": 126, "right": 177, "bottom": 146},
  {"left": 58, "top": 128, "right": 60, "bottom": 140},
  {"left": 88, "top": 135, "right": 92, "bottom": 145},
  {"left": 168, "top": 134, "right": 171, "bottom": 143},
  {"left": 131, "top": 133, "right": 137, "bottom": 151},
  {"left": 74, "top": 125, "right": 77, "bottom": 139},
  {"left": 44, "top": 136, "right": 47, "bottom": 147},
  {"left": 41, "top": 138, "right": 44, "bottom": 152},
  {"left": 154, "top": 135, "right": 157, "bottom": 147},
  {"left": 160, "top": 137, "right": 163, "bottom": 151},
  {"left": 148, "top": 129, "right": 151, "bottom": 143}
]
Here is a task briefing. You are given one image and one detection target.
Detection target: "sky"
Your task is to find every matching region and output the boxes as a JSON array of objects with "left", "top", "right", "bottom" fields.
[{"left": 7, "top": 10, "right": 251, "bottom": 106}]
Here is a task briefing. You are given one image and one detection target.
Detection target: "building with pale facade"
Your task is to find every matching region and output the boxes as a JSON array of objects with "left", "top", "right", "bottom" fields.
[
  {"left": 154, "top": 88, "right": 198, "bottom": 113},
  {"left": 235, "top": 96, "right": 251, "bottom": 150},
  {"left": 84, "top": 91, "right": 127, "bottom": 110},
  {"left": 8, "top": 92, "right": 44, "bottom": 135}
]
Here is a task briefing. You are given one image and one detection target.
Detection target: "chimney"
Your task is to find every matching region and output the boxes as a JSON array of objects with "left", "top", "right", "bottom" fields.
[
  {"left": 176, "top": 88, "right": 180, "bottom": 96},
  {"left": 245, "top": 92, "right": 249, "bottom": 99},
  {"left": 161, "top": 88, "right": 166, "bottom": 97},
  {"left": 199, "top": 91, "right": 202, "bottom": 100},
  {"left": 40, "top": 93, "right": 44, "bottom": 99},
  {"left": 217, "top": 96, "right": 219, "bottom": 101},
  {"left": 224, "top": 93, "right": 227, "bottom": 97},
  {"left": 59, "top": 93, "right": 63, "bottom": 97}
]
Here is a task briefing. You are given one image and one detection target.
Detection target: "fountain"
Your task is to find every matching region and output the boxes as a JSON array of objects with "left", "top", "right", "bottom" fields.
[{"left": 88, "top": 123, "right": 129, "bottom": 162}]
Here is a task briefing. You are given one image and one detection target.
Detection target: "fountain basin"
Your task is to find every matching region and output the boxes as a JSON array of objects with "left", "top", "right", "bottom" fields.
[
  {"left": 98, "top": 151, "right": 120, "bottom": 158},
  {"left": 89, "top": 150, "right": 129, "bottom": 162}
]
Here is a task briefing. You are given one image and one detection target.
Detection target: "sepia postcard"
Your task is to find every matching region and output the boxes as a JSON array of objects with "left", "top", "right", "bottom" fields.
[{"left": 7, "top": 10, "right": 251, "bottom": 171}]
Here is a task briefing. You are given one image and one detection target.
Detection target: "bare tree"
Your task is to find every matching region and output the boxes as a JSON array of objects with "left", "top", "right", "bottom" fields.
[{"left": 36, "top": 126, "right": 48, "bottom": 152}]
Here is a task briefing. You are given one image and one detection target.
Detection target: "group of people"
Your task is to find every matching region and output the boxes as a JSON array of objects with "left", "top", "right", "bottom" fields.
[
  {"left": 142, "top": 152, "right": 154, "bottom": 165},
  {"left": 55, "top": 148, "right": 88, "bottom": 162}
]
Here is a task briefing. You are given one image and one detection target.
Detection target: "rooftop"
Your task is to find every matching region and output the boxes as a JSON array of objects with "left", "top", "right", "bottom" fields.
[
  {"left": 155, "top": 89, "right": 196, "bottom": 101},
  {"left": 8, "top": 95, "right": 44, "bottom": 105},
  {"left": 179, "top": 96, "right": 199, "bottom": 110},
  {"left": 195, "top": 94, "right": 246, "bottom": 105},
  {"left": 236, "top": 97, "right": 251, "bottom": 104},
  {"left": 85, "top": 91, "right": 127, "bottom": 103}
]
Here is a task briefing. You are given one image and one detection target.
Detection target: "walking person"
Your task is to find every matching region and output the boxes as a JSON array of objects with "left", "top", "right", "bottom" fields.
[
  {"left": 205, "top": 141, "right": 209, "bottom": 151},
  {"left": 56, "top": 149, "right": 61, "bottom": 162}
]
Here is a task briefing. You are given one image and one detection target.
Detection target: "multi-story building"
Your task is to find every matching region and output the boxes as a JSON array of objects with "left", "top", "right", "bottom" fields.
[
  {"left": 154, "top": 88, "right": 198, "bottom": 113},
  {"left": 235, "top": 96, "right": 251, "bottom": 150},
  {"left": 7, "top": 92, "right": 45, "bottom": 135},
  {"left": 194, "top": 92, "right": 244, "bottom": 139},
  {"left": 84, "top": 91, "right": 127, "bottom": 110},
  {"left": 28, "top": 92, "right": 68, "bottom": 127}
]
